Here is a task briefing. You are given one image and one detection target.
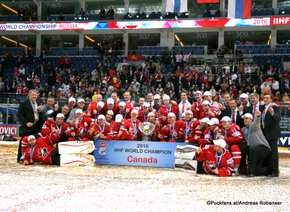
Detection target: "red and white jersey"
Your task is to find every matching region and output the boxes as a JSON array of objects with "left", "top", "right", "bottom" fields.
[
  {"left": 159, "top": 120, "right": 185, "bottom": 142},
  {"left": 138, "top": 110, "right": 151, "bottom": 123},
  {"left": 70, "top": 116, "right": 93, "bottom": 138},
  {"left": 40, "top": 120, "right": 70, "bottom": 139},
  {"left": 191, "top": 101, "right": 203, "bottom": 119},
  {"left": 199, "top": 127, "right": 220, "bottom": 146},
  {"left": 218, "top": 124, "right": 244, "bottom": 145},
  {"left": 103, "top": 103, "right": 119, "bottom": 116},
  {"left": 86, "top": 101, "right": 97, "bottom": 117},
  {"left": 107, "top": 119, "right": 133, "bottom": 140},
  {"left": 88, "top": 123, "right": 111, "bottom": 139},
  {"left": 184, "top": 120, "right": 199, "bottom": 143},
  {"left": 23, "top": 136, "right": 59, "bottom": 165},
  {"left": 22, "top": 133, "right": 60, "bottom": 154},
  {"left": 159, "top": 104, "right": 179, "bottom": 125},
  {"left": 195, "top": 145, "right": 234, "bottom": 177},
  {"left": 148, "top": 120, "right": 162, "bottom": 141},
  {"left": 198, "top": 108, "right": 219, "bottom": 120}
]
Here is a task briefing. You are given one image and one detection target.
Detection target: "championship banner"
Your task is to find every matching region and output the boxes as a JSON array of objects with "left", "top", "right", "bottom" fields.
[
  {"left": 0, "top": 124, "right": 18, "bottom": 141},
  {"left": 94, "top": 140, "right": 198, "bottom": 169},
  {"left": 0, "top": 16, "right": 289, "bottom": 32}
]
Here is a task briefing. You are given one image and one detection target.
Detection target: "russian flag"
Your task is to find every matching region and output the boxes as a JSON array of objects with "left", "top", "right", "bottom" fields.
[
  {"left": 228, "top": 0, "right": 252, "bottom": 19},
  {"left": 166, "top": 0, "right": 188, "bottom": 13}
]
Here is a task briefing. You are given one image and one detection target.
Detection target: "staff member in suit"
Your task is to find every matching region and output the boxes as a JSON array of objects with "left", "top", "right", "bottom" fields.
[
  {"left": 242, "top": 113, "right": 271, "bottom": 177},
  {"left": 17, "top": 89, "right": 44, "bottom": 162},
  {"left": 221, "top": 99, "right": 244, "bottom": 128},
  {"left": 17, "top": 89, "right": 44, "bottom": 136},
  {"left": 261, "top": 93, "right": 281, "bottom": 177},
  {"left": 245, "top": 93, "right": 264, "bottom": 120}
]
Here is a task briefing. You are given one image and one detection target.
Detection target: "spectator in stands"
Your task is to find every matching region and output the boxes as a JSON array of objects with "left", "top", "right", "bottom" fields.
[
  {"left": 99, "top": 7, "right": 106, "bottom": 20},
  {"left": 79, "top": 8, "right": 85, "bottom": 19},
  {"left": 107, "top": 7, "right": 115, "bottom": 20},
  {"left": 58, "top": 13, "right": 65, "bottom": 21}
]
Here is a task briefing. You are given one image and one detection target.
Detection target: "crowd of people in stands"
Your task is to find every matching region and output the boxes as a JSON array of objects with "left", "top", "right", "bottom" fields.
[{"left": 1, "top": 49, "right": 290, "bottom": 103}]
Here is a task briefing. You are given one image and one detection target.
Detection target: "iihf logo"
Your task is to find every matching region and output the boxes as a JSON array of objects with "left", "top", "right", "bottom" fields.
[{"left": 99, "top": 142, "right": 107, "bottom": 155}]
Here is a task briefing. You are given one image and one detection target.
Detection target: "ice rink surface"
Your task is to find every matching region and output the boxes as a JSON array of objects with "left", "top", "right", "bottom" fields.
[{"left": 0, "top": 145, "right": 289, "bottom": 212}]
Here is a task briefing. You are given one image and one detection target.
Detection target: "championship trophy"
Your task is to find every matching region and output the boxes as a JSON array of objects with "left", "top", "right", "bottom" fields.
[{"left": 138, "top": 122, "right": 155, "bottom": 141}]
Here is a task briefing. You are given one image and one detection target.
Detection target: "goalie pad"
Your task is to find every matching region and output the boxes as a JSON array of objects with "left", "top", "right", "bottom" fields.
[
  {"left": 60, "top": 154, "right": 95, "bottom": 166},
  {"left": 174, "top": 159, "right": 197, "bottom": 173},
  {"left": 58, "top": 141, "right": 95, "bottom": 154},
  {"left": 174, "top": 145, "right": 198, "bottom": 160}
]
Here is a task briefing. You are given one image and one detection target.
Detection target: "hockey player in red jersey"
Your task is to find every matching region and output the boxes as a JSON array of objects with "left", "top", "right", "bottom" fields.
[
  {"left": 191, "top": 91, "right": 203, "bottom": 119},
  {"left": 22, "top": 134, "right": 61, "bottom": 165},
  {"left": 218, "top": 116, "right": 245, "bottom": 175},
  {"left": 198, "top": 100, "right": 219, "bottom": 120},
  {"left": 147, "top": 112, "right": 162, "bottom": 141},
  {"left": 40, "top": 113, "right": 70, "bottom": 142},
  {"left": 198, "top": 118, "right": 220, "bottom": 146},
  {"left": 88, "top": 115, "right": 111, "bottom": 140},
  {"left": 107, "top": 114, "right": 133, "bottom": 140},
  {"left": 183, "top": 110, "right": 199, "bottom": 143},
  {"left": 158, "top": 112, "right": 185, "bottom": 142},
  {"left": 68, "top": 109, "right": 93, "bottom": 142},
  {"left": 194, "top": 117, "right": 209, "bottom": 145},
  {"left": 195, "top": 139, "right": 234, "bottom": 177},
  {"left": 159, "top": 95, "right": 179, "bottom": 125},
  {"left": 138, "top": 102, "right": 151, "bottom": 123},
  {"left": 129, "top": 109, "right": 142, "bottom": 140}
]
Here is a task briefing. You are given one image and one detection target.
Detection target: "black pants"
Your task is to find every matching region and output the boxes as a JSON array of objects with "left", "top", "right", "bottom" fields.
[
  {"left": 248, "top": 145, "right": 270, "bottom": 176},
  {"left": 51, "top": 147, "right": 60, "bottom": 165},
  {"left": 264, "top": 139, "right": 279, "bottom": 175}
]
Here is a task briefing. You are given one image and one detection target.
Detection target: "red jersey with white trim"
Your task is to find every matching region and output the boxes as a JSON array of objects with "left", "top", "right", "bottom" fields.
[
  {"left": 88, "top": 123, "right": 111, "bottom": 140},
  {"left": 70, "top": 116, "right": 93, "bottom": 138},
  {"left": 191, "top": 102, "right": 203, "bottom": 119},
  {"left": 184, "top": 120, "right": 199, "bottom": 143},
  {"left": 107, "top": 119, "right": 133, "bottom": 140},
  {"left": 159, "top": 120, "right": 185, "bottom": 142},
  {"left": 218, "top": 124, "right": 244, "bottom": 145},
  {"left": 195, "top": 145, "right": 234, "bottom": 177},
  {"left": 40, "top": 120, "right": 70, "bottom": 140},
  {"left": 198, "top": 108, "right": 219, "bottom": 120},
  {"left": 23, "top": 136, "right": 59, "bottom": 165}
]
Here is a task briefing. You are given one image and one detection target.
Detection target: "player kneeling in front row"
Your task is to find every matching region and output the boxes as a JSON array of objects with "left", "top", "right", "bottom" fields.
[
  {"left": 194, "top": 139, "right": 234, "bottom": 177},
  {"left": 22, "top": 135, "right": 61, "bottom": 165}
]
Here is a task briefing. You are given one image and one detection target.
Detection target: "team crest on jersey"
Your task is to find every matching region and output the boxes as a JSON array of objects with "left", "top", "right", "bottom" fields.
[{"left": 38, "top": 147, "right": 48, "bottom": 158}]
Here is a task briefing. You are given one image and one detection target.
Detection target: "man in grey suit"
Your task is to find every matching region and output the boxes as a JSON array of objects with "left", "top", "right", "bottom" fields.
[{"left": 242, "top": 113, "right": 271, "bottom": 177}]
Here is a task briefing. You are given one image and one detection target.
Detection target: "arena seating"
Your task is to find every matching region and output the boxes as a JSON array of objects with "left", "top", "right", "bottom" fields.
[
  {"left": 276, "top": 44, "right": 290, "bottom": 54},
  {"left": 278, "top": 7, "right": 290, "bottom": 15},
  {"left": 136, "top": 46, "right": 169, "bottom": 55},
  {"left": 251, "top": 8, "right": 274, "bottom": 17},
  {"left": 172, "top": 46, "right": 205, "bottom": 55},
  {"left": 0, "top": 47, "right": 26, "bottom": 56},
  {"left": 0, "top": 16, "right": 22, "bottom": 22},
  {"left": 236, "top": 45, "right": 273, "bottom": 55}
]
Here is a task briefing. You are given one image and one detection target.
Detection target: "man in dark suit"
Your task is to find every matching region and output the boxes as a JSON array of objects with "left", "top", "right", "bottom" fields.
[
  {"left": 245, "top": 93, "right": 264, "bottom": 119},
  {"left": 261, "top": 93, "right": 281, "bottom": 177},
  {"left": 17, "top": 89, "right": 44, "bottom": 162},
  {"left": 221, "top": 98, "right": 244, "bottom": 128},
  {"left": 17, "top": 89, "right": 44, "bottom": 136}
]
